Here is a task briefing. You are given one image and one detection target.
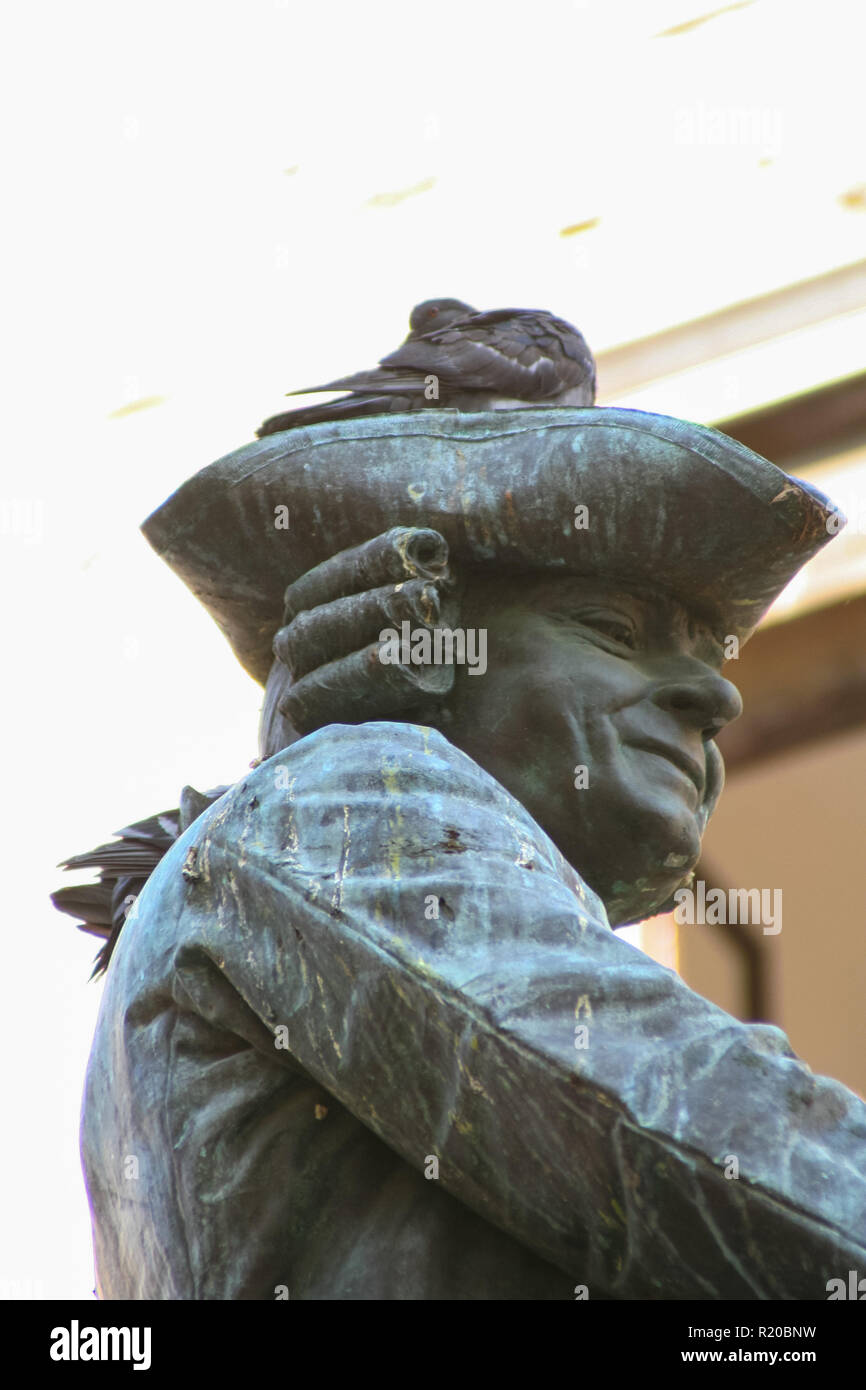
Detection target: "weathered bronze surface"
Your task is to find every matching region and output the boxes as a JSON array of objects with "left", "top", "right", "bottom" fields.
[{"left": 70, "top": 408, "right": 866, "bottom": 1299}]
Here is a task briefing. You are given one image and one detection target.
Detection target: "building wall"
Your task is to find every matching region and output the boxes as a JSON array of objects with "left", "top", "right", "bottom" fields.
[{"left": 679, "top": 725, "right": 866, "bottom": 1099}]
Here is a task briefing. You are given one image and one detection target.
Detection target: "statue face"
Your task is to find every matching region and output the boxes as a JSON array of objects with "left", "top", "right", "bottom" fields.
[{"left": 446, "top": 573, "right": 743, "bottom": 925}]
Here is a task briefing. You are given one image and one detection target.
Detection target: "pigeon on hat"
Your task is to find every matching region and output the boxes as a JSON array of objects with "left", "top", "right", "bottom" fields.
[{"left": 256, "top": 301, "right": 596, "bottom": 435}]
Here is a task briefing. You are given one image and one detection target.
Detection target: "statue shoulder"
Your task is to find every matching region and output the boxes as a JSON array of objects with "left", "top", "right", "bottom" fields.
[
  {"left": 212, "top": 720, "right": 602, "bottom": 922},
  {"left": 262, "top": 720, "right": 478, "bottom": 781}
]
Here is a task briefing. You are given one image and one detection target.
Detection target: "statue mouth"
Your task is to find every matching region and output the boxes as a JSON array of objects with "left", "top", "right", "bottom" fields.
[{"left": 629, "top": 740, "right": 705, "bottom": 798}]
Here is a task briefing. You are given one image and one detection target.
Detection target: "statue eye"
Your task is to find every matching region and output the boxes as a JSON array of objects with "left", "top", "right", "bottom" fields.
[
  {"left": 582, "top": 615, "right": 637, "bottom": 648},
  {"left": 542, "top": 602, "right": 638, "bottom": 649}
]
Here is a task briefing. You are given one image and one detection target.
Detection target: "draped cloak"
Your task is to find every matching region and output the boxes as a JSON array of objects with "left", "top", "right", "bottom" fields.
[{"left": 81, "top": 721, "right": 866, "bottom": 1300}]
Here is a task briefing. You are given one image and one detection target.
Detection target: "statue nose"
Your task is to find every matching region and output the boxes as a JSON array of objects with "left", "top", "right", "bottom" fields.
[{"left": 652, "top": 669, "right": 743, "bottom": 732}]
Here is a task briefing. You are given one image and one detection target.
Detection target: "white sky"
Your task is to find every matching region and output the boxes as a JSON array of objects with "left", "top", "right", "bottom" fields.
[{"left": 3, "top": 0, "right": 865, "bottom": 1298}]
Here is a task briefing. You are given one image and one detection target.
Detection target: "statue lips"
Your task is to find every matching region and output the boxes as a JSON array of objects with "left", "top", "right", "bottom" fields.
[{"left": 629, "top": 739, "right": 706, "bottom": 799}]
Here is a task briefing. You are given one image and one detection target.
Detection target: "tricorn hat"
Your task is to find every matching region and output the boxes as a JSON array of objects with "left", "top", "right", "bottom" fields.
[{"left": 142, "top": 407, "right": 843, "bottom": 686}]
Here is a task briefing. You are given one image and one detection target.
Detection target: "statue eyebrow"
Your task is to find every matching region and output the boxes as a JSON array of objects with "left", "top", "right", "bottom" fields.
[
  {"left": 522, "top": 586, "right": 730, "bottom": 661},
  {"left": 525, "top": 585, "right": 646, "bottom": 610}
]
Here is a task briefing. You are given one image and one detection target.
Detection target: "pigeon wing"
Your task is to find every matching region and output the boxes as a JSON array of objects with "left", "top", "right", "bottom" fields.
[
  {"left": 267, "top": 306, "right": 596, "bottom": 414},
  {"left": 286, "top": 370, "right": 431, "bottom": 398},
  {"left": 377, "top": 309, "right": 594, "bottom": 400}
]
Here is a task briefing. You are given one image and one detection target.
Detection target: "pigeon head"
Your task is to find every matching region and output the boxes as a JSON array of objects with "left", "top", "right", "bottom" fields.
[{"left": 408, "top": 298, "right": 477, "bottom": 337}]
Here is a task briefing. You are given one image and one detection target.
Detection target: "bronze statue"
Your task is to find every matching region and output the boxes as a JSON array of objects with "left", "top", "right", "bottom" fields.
[{"left": 57, "top": 407, "right": 866, "bottom": 1299}]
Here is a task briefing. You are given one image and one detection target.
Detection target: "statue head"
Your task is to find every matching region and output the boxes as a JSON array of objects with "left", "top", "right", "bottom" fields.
[
  {"left": 142, "top": 407, "right": 842, "bottom": 925},
  {"left": 440, "top": 569, "right": 740, "bottom": 923}
]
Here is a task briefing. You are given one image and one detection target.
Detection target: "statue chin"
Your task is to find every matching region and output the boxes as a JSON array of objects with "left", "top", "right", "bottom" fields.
[
  {"left": 589, "top": 819, "right": 704, "bottom": 923},
  {"left": 602, "top": 874, "right": 692, "bottom": 928}
]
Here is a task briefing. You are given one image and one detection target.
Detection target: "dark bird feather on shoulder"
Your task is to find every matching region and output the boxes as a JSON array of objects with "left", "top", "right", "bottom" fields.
[{"left": 51, "top": 788, "right": 229, "bottom": 978}]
